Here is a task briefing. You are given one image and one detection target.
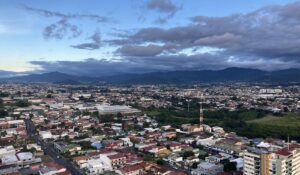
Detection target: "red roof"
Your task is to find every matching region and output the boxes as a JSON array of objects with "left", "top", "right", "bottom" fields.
[
  {"left": 108, "top": 153, "right": 126, "bottom": 160},
  {"left": 118, "top": 164, "right": 143, "bottom": 174},
  {"left": 57, "top": 171, "right": 71, "bottom": 175},
  {"left": 276, "top": 144, "right": 300, "bottom": 156},
  {"left": 216, "top": 171, "right": 243, "bottom": 175},
  {"left": 73, "top": 155, "right": 88, "bottom": 162},
  {"left": 168, "top": 172, "right": 188, "bottom": 175},
  {"left": 43, "top": 162, "right": 65, "bottom": 170}
]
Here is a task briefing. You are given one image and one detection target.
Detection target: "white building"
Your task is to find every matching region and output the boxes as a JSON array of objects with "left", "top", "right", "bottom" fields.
[
  {"left": 0, "top": 145, "right": 16, "bottom": 158},
  {"left": 39, "top": 131, "right": 53, "bottom": 140},
  {"left": 86, "top": 155, "right": 113, "bottom": 175}
]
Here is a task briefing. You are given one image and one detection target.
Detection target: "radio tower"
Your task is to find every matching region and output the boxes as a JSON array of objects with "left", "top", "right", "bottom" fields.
[{"left": 199, "top": 94, "right": 204, "bottom": 127}]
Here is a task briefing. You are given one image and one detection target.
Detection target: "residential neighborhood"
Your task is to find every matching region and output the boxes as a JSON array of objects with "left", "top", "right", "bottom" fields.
[{"left": 0, "top": 83, "right": 300, "bottom": 174}]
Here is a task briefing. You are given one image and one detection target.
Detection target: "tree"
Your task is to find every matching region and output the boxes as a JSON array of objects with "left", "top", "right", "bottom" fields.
[
  {"left": 198, "top": 153, "right": 209, "bottom": 160},
  {"left": 143, "top": 122, "right": 150, "bottom": 128},
  {"left": 1, "top": 131, "right": 7, "bottom": 137},
  {"left": 0, "top": 110, "right": 8, "bottom": 118},
  {"left": 183, "top": 150, "right": 195, "bottom": 159},
  {"left": 0, "top": 91, "right": 9, "bottom": 97},
  {"left": 156, "top": 158, "right": 165, "bottom": 165},
  {"left": 224, "top": 161, "right": 237, "bottom": 172},
  {"left": 116, "top": 112, "right": 123, "bottom": 118},
  {"left": 191, "top": 162, "right": 199, "bottom": 169},
  {"left": 15, "top": 99, "right": 30, "bottom": 107},
  {"left": 92, "top": 111, "right": 99, "bottom": 118}
]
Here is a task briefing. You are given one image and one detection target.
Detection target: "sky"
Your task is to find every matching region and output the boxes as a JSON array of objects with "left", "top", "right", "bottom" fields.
[{"left": 0, "top": 0, "right": 300, "bottom": 77}]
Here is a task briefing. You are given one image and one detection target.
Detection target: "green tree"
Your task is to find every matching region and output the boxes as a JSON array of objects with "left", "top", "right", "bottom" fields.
[
  {"left": 183, "top": 150, "right": 195, "bottom": 159},
  {"left": 0, "top": 110, "right": 8, "bottom": 118},
  {"left": 15, "top": 99, "right": 30, "bottom": 107},
  {"left": 191, "top": 162, "right": 199, "bottom": 169},
  {"left": 143, "top": 122, "right": 150, "bottom": 128},
  {"left": 224, "top": 161, "right": 237, "bottom": 172},
  {"left": 1, "top": 131, "right": 7, "bottom": 137},
  {"left": 156, "top": 158, "right": 165, "bottom": 165}
]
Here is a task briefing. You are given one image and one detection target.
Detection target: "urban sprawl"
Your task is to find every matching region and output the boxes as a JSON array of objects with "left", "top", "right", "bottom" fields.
[{"left": 1, "top": 83, "right": 300, "bottom": 175}]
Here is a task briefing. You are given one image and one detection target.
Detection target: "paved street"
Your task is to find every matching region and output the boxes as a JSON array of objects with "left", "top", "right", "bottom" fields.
[{"left": 25, "top": 119, "right": 83, "bottom": 175}]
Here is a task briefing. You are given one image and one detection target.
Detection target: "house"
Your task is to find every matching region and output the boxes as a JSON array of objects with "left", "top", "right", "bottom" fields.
[
  {"left": 39, "top": 131, "right": 53, "bottom": 140},
  {"left": 107, "top": 153, "right": 127, "bottom": 168},
  {"left": 73, "top": 155, "right": 88, "bottom": 169},
  {"left": 163, "top": 132, "right": 177, "bottom": 139},
  {"left": 0, "top": 146, "right": 16, "bottom": 158},
  {"left": 191, "top": 162, "right": 223, "bottom": 175},
  {"left": 16, "top": 152, "right": 33, "bottom": 162},
  {"left": 86, "top": 158, "right": 111, "bottom": 175},
  {"left": 39, "top": 162, "right": 69, "bottom": 175},
  {"left": 143, "top": 146, "right": 171, "bottom": 157},
  {"left": 116, "top": 164, "right": 144, "bottom": 175},
  {"left": 168, "top": 143, "right": 187, "bottom": 152},
  {"left": 53, "top": 142, "right": 81, "bottom": 155}
]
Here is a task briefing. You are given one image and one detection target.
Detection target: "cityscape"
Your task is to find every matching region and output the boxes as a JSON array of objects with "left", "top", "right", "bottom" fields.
[{"left": 1, "top": 1, "right": 300, "bottom": 175}]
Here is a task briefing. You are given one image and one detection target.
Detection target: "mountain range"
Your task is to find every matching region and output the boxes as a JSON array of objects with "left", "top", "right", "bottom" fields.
[{"left": 1, "top": 67, "right": 300, "bottom": 84}]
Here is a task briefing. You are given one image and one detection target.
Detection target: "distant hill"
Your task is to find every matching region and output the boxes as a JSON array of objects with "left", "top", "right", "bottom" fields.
[
  {"left": 100, "top": 67, "right": 300, "bottom": 84},
  {"left": 1, "top": 67, "right": 300, "bottom": 84},
  {"left": 3, "top": 72, "right": 96, "bottom": 83}
]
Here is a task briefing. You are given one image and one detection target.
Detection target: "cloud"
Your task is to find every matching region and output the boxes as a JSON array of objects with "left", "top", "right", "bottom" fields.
[
  {"left": 28, "top": 53, "right": 300, "bottom": 77},
  {"left": 111, "top": 1, "right": 300, "bottom": 69},
  {"left": 71, "top": 31, "right": 101, "bottom": 50},
  {"left": 146, "top": 0, "right": 179, "bottom": 13},
  {"left": 23, "top": 6, "right": 110, "bottom": 39},
  {"left": 117, "top": 44, "right": 163, "bottom": 57},
  {"left": 145, "top": 0, "right": 181, "bottom": 23},
  {"left": 18, "top": 1, "right": 300, "bottom": 75},
  {"left": 23, "top": 6, "right": 109, "bottom": 22},
  {"left": 0, "top": 70, "right": 27, "bottom": 78},
  {"left": 43, "top": 19, "right": 82, "bottom": 39}
]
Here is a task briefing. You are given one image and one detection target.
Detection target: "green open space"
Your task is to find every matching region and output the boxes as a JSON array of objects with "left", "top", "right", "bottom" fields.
[{"left": 146, "top": 107, "right": 300, "bottom": 140}]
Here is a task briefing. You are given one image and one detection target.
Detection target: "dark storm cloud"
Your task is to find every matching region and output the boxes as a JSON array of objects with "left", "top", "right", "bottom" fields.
[
  {"left": 23, "top": 6, "right": 110, "bottom": 40},
  {"left": 29, "top": 53, "right": 300, "bottom": 76},
  {"left": 29, "top": 55, "right": 225, "bottom": 76},
  {"left": 116, "top": 43, "right": 178, "bottom": 57},
  {"left": 71, "top": 31, "right": 101, "bottom": 50},
  {"left": 29, "top": 58, "right": 152, "bottom": 76},
  {"left": 113, "top": 1, "right": 300, "bottom": 68},
  {"left": 145, "top": 0, "right": 181, "bottom": 23}
]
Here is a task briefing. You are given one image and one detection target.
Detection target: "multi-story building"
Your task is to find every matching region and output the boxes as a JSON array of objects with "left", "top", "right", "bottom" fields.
[
  {"left": 271, "top": 144, "right": 300, "bottom": 175},
  {"left": 243, "top": 144, "right": 300, "bottom": 175},
  {"left": 243, "top": 148, "right": 263, "bottom": 175}
]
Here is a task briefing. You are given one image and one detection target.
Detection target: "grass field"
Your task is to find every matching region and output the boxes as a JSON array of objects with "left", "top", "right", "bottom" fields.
[
  {"left": 247, "top": 113, "right": 300, "bottom": 127},
  {"left": 145, "top": 107, "right": 300, "bottom": 140},
  {"left": 238, "top": 113, "right": 300, "bottom": 140}
]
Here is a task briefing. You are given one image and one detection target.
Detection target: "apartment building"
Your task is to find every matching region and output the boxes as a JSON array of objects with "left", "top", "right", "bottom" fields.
[{"left": 243, "top": 144, "right": 300, "bottom": 175}]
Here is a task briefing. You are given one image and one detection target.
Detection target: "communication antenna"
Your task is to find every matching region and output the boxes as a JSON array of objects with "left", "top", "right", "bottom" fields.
[{"left": 288, "top": 135, "right": 290, "bottom": 150}]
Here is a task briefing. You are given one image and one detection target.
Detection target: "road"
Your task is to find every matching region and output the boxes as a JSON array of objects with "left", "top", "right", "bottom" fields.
[{"left": 25, "top": 118, "right": 83, "bottom": 175}]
